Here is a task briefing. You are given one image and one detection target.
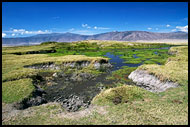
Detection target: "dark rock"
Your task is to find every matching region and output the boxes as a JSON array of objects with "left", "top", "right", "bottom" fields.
[{"left": 61, "top": 95, "right": 90, "bottom": 112}]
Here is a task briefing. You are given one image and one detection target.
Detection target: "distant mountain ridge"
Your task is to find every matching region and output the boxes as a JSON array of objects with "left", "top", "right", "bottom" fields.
[{"left": 2, "top": 31, "right": 188, "bottom": 46}]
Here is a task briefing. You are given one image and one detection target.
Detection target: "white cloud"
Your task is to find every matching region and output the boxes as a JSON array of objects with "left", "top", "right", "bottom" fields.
[
  {"left": 166, "top": 24, "right": 170, "bottom": 27},
  {"left": 82, "top": 24, "right": 91, "bottom": 29},
  {"left": 155, "top": 28, "right": 159, "bottom": 30},
  {"left": 2, "top": 33, "right": 6, "bottom": 37},
  {"left": 4, "top": 28, "right": 52, "bottom": 35},
  {"left": 171, "top": 29, "right": 177, "bottom": 32},
  {"left": 13, "top": 29, "right": 25, "bottom": 32},
  {"left": 82, "top": 24, "right": 110, "bottom": 30},
  {"left": 93, "top": 26, "right": 110, "bottom": 30},
  {"left": 2, "top": 29, "right": 52, "bottom": 37},
  {"left": 147, "top": 28, "right": 152, "bottom": 30},
  {"left": 25, "top": 31, "right": 29, "bottom": 34},
  {"left": 176, "top": 25, "right": 188, "bottom": 32}
]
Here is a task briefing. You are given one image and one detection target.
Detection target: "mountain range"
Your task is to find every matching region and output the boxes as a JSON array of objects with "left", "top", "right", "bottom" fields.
[{"left": 2, "top": 31, "right": 188, "bottom": 46}]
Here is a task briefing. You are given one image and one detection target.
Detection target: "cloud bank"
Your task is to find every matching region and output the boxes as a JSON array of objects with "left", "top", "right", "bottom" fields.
[
  {"left": 3, "top": 29, "right": 52, "bottom": 37},
  {"left": 2, "top": 33, "right": 6, "bottom": 37}
]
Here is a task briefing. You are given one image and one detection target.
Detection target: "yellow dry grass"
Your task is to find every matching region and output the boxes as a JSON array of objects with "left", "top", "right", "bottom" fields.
[{"left": 138, "top": 46, "right": 188, "bottom": 85}]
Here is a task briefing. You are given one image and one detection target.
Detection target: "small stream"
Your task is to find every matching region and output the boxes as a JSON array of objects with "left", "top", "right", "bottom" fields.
[{"left": 104, "top": 52, "right": 143, "bottom": 71}]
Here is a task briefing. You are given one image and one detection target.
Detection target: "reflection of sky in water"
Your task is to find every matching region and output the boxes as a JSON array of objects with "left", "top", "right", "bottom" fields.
[
  {"left": 104, "top": 47, "right": 170, "bottom": 71},
  {"left": 133, "top": 54, "right": 139, "bottom": 58},
  {"left": 104, "top": 52, "right": 143, "bottom": 71}
]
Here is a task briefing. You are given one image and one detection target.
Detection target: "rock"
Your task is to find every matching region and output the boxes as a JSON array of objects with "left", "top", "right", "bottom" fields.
[
  {"left": 69, "top": 63, "right": 75, "bottom": 68},
  {"left": 53, "top": 73, "right": 57, "bottom": 77},
  {"left": 94, "top": 62, "right": 101, "bottom": 69},
  {"left": 128, "top": 70, "right": 178, "bottom": 93},
  {"left": 61, "top": 95, "right": 90, "bottom": 112}
]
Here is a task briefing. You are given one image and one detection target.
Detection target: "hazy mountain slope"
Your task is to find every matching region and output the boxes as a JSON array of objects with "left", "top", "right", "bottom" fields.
[{"left": 2, "top": 31, "right": 188, "bottom": 46}]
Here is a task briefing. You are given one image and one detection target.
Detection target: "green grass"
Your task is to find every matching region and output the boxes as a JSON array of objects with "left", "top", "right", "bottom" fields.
[
  {"left": 2, "top": 41, "right": 188, "bottom": 125},
  {"left": 106, "top": 66, "right": 137, "bottom": 83},
  {"left": 2, "top": 78, "right": 35, "bottom": 103},
  {"left": 2, "top": 43, "right": 57, "bottom": 54},
  {"left": 2, "top": 45, "right": 108, "bottom": 104},
  {"left": 138, "top": 46, "right": 188, "bottom": 85},
  {"left": 92, "top": 85, "right": 145, "bottom": 105},
  {"left": 2, "top": 53, "right": 108, "bottom": 82}
]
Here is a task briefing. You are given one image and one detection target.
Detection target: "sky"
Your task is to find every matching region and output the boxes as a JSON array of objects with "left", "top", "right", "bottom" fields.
[{"left": 2, "top": 2, "right": 188, "bottom": 38}]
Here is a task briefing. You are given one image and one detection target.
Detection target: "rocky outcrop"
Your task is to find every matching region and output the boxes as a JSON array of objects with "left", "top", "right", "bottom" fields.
[{"left": 128, "top": 70, "right": 178, "bottom": 93}]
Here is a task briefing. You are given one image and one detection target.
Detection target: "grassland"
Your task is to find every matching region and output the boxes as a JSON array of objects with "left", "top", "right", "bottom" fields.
[
  {"left": 2, "top": 41, "right": 188, "bottom": 125},
  {"left": 2, "top": 43, "right": 108, "bottom": 104}
]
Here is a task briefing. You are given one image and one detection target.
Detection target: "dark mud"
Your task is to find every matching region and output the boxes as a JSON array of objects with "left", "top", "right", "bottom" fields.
[
  {"left": 12, "top": 49, "right": 56, "bottom": 55},
  {"left": 44, "top": 71, "right": 115, "bottom": 112}
]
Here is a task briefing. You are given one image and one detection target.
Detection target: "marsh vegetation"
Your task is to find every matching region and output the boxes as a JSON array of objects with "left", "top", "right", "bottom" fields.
[{"left": 2, "top": 40, "right": 188, "bottom": 125}]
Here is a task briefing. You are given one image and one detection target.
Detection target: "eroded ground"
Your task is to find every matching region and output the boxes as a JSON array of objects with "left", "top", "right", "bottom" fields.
[{"left": 2, "top": 40, "right": 188, "bottom": 125}]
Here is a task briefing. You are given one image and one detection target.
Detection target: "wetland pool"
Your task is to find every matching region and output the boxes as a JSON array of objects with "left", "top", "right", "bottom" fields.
[{"left": 42, "top": 47, "right": 172, "bottom": 111}]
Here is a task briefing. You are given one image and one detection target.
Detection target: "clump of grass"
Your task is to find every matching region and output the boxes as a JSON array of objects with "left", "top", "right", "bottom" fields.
[
  {"left": 107, "top": 66, "right": 137, "bottom": 83},
  {"left": 2, "top": 78, "right": 35, "bottom": 103},
  {"left": 123, "top": 59, "right": 142, "bottom": 64},
  {"left": 92, "top": 85, "right": 145, "bottom": 105},
  {"left": 138, "top": 46, "right": 188, "bottom": 85}
]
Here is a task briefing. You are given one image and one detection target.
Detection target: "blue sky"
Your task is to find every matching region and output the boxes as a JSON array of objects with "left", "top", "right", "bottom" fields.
[{"left": 2, "top": 2, "right": 188, "bottom": 38}]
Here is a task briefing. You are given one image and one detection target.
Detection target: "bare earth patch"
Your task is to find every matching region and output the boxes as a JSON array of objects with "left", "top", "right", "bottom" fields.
[
  {"left": 2, "top": 102, "right": 108, "bottom": 123},
  {"left": 57, "top": 105, "right": 108, "bottom": 119}
]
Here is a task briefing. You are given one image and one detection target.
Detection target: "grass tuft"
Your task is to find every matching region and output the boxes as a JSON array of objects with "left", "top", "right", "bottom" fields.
[{"left": 92, "top": 85, "right": 145, "bottom": 105}]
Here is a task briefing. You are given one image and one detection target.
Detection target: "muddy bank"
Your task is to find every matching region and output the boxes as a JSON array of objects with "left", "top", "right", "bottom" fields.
[
  {"left": 14, "top": 85, "right": 47, "bottom": 110},
  {"left": 44, "top": 71, "right": 115, "bottom": 112},
  {"left": 128, "top": 70, "right": 178, "bottom": 92},
  {"left": 19, "top": 60, "right": 113, "bottom": 112},
  {"left": 24, "top": 60, "right": 112, "bottom": 70},
  {"left": 12, "top": 49, "right": 56, "bottom": 55}
]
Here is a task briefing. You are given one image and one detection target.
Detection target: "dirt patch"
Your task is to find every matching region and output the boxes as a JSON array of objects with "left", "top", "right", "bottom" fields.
[
  {"left": 2, "top": 103, "right": 21, "bottom": 122},
  {"left": 2, "top": 102, "right": 107, "bottom": 123},
  {"left": 57, "top": 105, "right": 108, "bottom": 119}
]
